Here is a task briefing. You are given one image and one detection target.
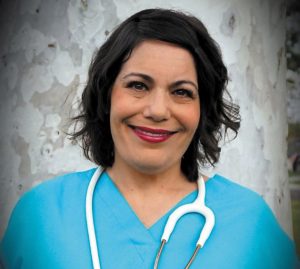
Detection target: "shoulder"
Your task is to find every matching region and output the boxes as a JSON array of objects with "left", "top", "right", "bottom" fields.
[
  {"left": 29, "top": 167, "right": 97, "bottom": 195},
  {"left": 207, "top": 174, "right": 292, "bottom": 240},
  {"left": 2, "top": 167, "right": 97, "bottom": 232},
  {"left": 209, "top": 174, "right": 283, "bottom": 224},
  {"left": 0, "top": 168, "right": 99, "bottom": 268},
  {"left": 208, "top": 174, "right": 299, "bottom": 268},
  {"left": 208, "top": 174, "right": 267, "bottom": 210},
  {"left": 19, "top": 167, "right": 97, "bottom": 205}
]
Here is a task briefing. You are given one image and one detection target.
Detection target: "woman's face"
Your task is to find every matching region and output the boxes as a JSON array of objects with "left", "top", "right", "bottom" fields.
[{"left": 110, "top": 40, "right": 200, "bottom": 175}]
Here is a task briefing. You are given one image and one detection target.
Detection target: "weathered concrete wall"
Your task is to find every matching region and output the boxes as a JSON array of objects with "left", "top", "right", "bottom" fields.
[{"left": 0, "top": 0, "right": 291, "bottom": 238}]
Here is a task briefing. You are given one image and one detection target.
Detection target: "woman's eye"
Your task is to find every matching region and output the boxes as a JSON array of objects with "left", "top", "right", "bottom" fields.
[
  {"left": 127, "top": 81, "right": 147, "bottom": 91},
  {"left": 173, "top": 89, "right": 194, "bottom": 98}
]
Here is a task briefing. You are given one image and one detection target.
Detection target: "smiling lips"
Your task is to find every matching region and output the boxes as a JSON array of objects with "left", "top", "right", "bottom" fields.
[{"left": 129, "top": 125, "right": 177, "bottom": 143}]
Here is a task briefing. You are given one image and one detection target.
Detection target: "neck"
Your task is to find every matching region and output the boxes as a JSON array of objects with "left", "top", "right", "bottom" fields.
[
  {"left": 105, "top": 157, "right": 199, "bottom": 228},
  {"left": 106, "top": 159, "right": 196, "bottom": 195}
]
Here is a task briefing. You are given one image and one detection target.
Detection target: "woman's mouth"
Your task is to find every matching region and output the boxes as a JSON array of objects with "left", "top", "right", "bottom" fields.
[{"left": 128, "top": 125, "right": 177, "bottom": 143}]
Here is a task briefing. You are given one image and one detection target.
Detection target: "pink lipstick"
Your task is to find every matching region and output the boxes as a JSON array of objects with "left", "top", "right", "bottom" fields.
[{"left": 129, "top": 125, "right": 176, "bottom": 143}]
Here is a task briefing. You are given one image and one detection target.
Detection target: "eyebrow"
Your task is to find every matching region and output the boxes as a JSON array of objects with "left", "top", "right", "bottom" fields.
[
  {"left": 172, "top": 80, "right": 198, "bottom": 91},
  {"left": 122, "top": 72, "right": 154, "bottom": 83},
  {"left": 121, "top": 72, "right": 198, "bottom": 90}
]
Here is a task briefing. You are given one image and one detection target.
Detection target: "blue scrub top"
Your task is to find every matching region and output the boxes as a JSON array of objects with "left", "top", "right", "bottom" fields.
[{"left": 1, "top": 168, "right": 299, "bottom": 268}]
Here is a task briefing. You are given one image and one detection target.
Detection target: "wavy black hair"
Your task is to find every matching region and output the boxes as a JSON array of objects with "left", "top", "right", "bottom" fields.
[{"left": 71, "top": 8, "right": 241, "bottom": 181}]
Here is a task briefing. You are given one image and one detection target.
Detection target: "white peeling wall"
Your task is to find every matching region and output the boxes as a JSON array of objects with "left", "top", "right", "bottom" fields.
[{"left": 0, "top": 0, "right": 291, "bottom": 237}]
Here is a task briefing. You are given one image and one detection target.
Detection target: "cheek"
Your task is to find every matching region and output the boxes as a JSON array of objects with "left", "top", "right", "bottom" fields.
[
  {"left": 184, "top": 105, "right": 201, "bottom": 132},
  {"left": 194, "top": 109, "right": 201, "bottom": 129},
  {"left": 110, "top": 86, "right": 121, "bottom": 112},
  {"left": 110, "top": 88, "right": 128, "bottom": 120}
]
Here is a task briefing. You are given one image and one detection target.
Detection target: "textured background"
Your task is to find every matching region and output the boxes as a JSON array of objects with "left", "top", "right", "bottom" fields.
[{"left": 0, "top": 0, "right": 291, "bottom": 238}]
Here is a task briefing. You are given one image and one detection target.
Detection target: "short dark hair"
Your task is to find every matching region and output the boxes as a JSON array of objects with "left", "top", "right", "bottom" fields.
[{"left": 71, "top": 8, "right": 241, "bottom": 181}]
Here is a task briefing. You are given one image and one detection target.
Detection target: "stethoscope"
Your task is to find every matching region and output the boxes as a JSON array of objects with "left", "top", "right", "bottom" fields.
[{"left": 85, "top": 167, "right": 215, "bottom": 269}]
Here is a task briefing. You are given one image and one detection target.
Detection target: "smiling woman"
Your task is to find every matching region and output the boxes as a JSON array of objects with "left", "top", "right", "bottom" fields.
[
  {"left": 72, "top": 9, "right": 241, "bottom": 183},
  {"left": 0, "top": 8, "right": 299, "bottom": 269}
]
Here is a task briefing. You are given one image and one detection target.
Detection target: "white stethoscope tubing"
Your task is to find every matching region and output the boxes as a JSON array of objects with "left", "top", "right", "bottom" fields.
[
  {"left": 85, "top": 167, "right": 215, "bottom": 269},
  {"left": 161, "top": 176, "right": 215, "bottom": 247},
  {"left": 86, "top": 167, "right": 102, "bottom": 269}
]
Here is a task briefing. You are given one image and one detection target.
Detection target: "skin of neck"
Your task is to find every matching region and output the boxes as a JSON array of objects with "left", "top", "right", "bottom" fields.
[{"left": 106, "top": 154, "right": 197, "bottom": 195}]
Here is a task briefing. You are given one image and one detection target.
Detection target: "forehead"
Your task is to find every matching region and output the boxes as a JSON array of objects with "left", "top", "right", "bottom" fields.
[{"left": 118, "top": 40, "right": 197, "bottom": 80}]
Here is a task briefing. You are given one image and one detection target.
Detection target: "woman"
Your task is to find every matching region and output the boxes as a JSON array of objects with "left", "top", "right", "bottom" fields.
[{"left": 0, "top": 8, "right": 298, "bottom": 269}]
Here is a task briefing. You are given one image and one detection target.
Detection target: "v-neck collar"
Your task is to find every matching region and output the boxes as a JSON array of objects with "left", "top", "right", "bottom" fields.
[
  {"left": 96, "top": 171, "right": 213, "bottom": 241},
  {"left": 91, "top": 170, "right": 215, "bottom": 268}
]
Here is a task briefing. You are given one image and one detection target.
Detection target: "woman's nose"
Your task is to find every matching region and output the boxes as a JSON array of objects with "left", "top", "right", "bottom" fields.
[{"left": 143, "top": 89, "right": 171, "bottom": 122}]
